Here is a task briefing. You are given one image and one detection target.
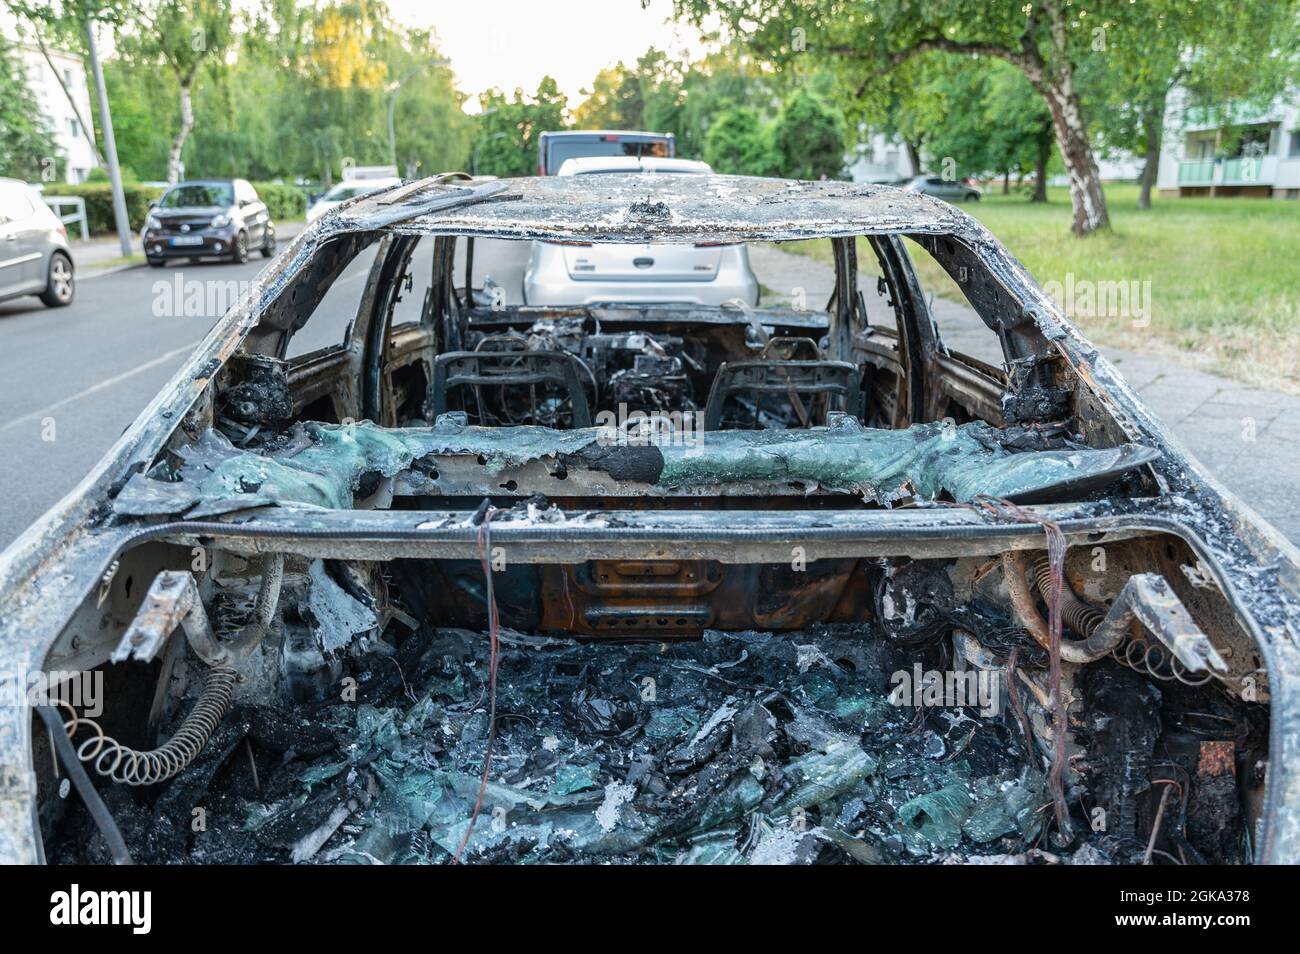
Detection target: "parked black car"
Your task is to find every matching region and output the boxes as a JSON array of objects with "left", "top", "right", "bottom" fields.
[{"left": 142, "top": 178, "right": 276, "bottom": 266}]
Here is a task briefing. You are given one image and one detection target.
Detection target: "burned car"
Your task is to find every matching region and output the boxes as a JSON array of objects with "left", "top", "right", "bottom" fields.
[{"left": 1, "top": 173, "right": 1298, "bottom": 866}]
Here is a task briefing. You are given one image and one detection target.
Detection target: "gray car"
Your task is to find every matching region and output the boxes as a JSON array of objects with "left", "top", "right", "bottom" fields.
[
  {"left": 903, "top": 174, "right": 982, "bottom": 202},
  {"left": 142, "top": 178, "right": 276, "bottom": 266},
  {"left": 0, "top": 178, "right": 74, "bottom": 308}
]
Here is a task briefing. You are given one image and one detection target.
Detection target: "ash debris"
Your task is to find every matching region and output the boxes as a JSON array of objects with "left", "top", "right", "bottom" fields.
[{"left": 53, "top": 624, "right": 1060, "bottom": 865}]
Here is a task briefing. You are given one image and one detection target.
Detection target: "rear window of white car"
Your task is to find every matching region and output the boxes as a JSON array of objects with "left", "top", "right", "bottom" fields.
[{"left": 0, "top": 185, "right": 38, "bottom": 223}]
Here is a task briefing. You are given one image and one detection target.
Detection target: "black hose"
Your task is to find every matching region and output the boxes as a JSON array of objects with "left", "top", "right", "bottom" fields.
[{"left": 35, "top": 705, "right": 133, "bottom": 865}]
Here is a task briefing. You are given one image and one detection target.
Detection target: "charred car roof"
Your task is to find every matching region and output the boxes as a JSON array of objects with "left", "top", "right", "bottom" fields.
[{"left": 337, "top": 173, "right": 971, "bottom": 243}]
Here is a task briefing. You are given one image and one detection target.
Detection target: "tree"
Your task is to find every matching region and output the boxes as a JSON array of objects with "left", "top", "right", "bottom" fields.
[
  {"left": 1081, "top": 0, "right": 1298, "bottom": 209},
  {"left": 703, "top": 107, "right": 776, "bottom": 174},
  {"left": 474, "top": 78, "right": 568, "bottom": 178},
  {"left": 7, "top": 1, "right": 131, "bottom": 168},
  {"left": 671, "top": 0, "right": 1122, "bottom": 233},
  {"left": 0, "top": 32, "right": 62, "bottom": 180},
  {"left": 574, "top": 63, "right": 630, "bottom": 129},
  {"left": 573, "top": 43, "right": 782, "bottom": 161},
  {"left": 118, "top": 0, "right": 233, "bottom": 183},
  {"left": 769, "top": 87, "right": 846, "bottom": 179},
  {"left": 918, "top": 60, "right": 1053, "bottom": 199}
]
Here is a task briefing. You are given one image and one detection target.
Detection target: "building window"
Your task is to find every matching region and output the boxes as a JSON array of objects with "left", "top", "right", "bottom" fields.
[
  {"left": 1290, "top": 131, "right": 1300, "bottom": 158},
  {"left": 68, "top": 118, "right": 81, "bottom": 140}
]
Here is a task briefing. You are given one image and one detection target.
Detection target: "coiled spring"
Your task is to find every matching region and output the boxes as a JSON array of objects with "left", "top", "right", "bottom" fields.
[
  {"left": 1030, "top": 554, "right": 1105, "bottom": 635},
  {"left": 1030, "top": 555, "right": 1217, "bottom": 688},
  {"left": 58, "top": 667, "right": 237, "bottom": 786},
  {"left": 1111, "top": 636, "right": 1215, "bottom": 687}
]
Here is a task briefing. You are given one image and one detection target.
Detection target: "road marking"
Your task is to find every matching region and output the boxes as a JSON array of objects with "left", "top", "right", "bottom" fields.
[{"left": 0, "top": 341, "right": 200, "bottom": 433}]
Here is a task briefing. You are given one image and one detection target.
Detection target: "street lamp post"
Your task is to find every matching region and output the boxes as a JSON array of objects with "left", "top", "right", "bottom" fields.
[
  {"left": 387, "top": 59, "right": 450, "bottom": 170},
  {"left": 83, "top": 19, "right": 132, "bottom": 257}
]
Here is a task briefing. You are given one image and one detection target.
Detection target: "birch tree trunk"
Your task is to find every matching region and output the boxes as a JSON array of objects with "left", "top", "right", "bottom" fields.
[
  {"left": 1040, "top": 81, "right": 1110, "bottom": 233},
  {"left": 166, "top": 80, "right": 194, "bottom": 185}
]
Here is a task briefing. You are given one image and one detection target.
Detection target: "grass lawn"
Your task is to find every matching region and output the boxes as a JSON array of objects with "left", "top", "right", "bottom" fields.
[{"left": 787, "top": 184, "right": 1300, "bottom": 393}]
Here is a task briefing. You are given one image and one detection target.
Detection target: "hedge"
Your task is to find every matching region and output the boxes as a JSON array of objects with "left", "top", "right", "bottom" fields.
[
  {"left": 50, "top": 180, "right": 306, "bottom": 235},
  {"left": 251, "top": 182, "right": 307, "bottom": 221},
  {"left": 52, "top": 183, "right": 162, "bottom": 234}
]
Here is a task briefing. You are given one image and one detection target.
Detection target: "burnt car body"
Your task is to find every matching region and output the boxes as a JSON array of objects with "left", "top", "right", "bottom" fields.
[{"left": 1, "top": 173, "right": 1298, "bottom": 865}]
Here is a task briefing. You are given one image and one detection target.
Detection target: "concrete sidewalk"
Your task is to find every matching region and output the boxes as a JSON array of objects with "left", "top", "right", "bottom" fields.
[
  {"left": 750, "top": 244, "right": 1300, "bottom": 543},
  {"left": 70, "top": 221, "right": 307, "bottom": 279}
]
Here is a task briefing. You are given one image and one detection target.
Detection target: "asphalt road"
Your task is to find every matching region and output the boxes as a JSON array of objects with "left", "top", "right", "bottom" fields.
[{"left": 0, "top": 238, "right": 532, "bottom": 549}]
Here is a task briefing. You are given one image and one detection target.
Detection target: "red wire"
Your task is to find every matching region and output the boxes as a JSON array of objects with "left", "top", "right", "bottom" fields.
[{"left": 454, "top": 508, "right": 500, "bottom": 864}]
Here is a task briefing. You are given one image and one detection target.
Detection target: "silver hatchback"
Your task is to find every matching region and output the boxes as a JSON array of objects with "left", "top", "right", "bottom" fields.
[
  {"left": 523, "top": 157, "right": 760, "bottom": 306},
  {"left": 0, "top": 178, "right": 74, "bottom": 308}
]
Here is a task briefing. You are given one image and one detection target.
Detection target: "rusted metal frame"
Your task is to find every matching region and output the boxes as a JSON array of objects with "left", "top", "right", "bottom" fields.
[
  {"left": 857, "top": 236, "right": 921, "bottom": 425},
  {"left": 829, "top": 236, "right": 858, "bottom": 370},
  {"left": 431, "top": 235, "right": 465, "bottom": 354},
  {"left": 912, "top": 231, "right": 1048, "bottom": 375},
  {"left": 535, "top": 558, "right": 871, "bottom": 636},
  {"left": 1091, "top": 573, "right": 1228, "bottom": 674},
  {"left": 3, "top": 186, "right": 1300, "bottom": 862},
  {"left": 931, "top": 353, "right": 1006, "bottom": 424},
  {"left": 286, "top": 349, "right": 354, "bottom": 421},
  {"left": 128, "top": 504, "right": 1161, "bottom": 566},
  {"left": 360, "top": 233, "right": 422, "bottom": 424},
  {"left": 870, "top": 235, "right": 945, "bottom": 361},
  {"left": 701, "top": 359, "right": 862, "bottom": 430},
  {"left": 463, "top": 236, "right": 474, "bottom": 300},
  {"left": 243, "top": 231, "right": 379, "bottom": 357},
  {"left": 2, "top": 499, "right": 1294, "bottom": 864},
  {"left": 382, "top": 323, "right": 438, "bottom": 419},
  {"left": 430, "top": 350, "right": 594, "bottom": 427},
  {"left": 869, "top": 235, "right": 948, "bottom": 426},
  {"left": 111, "top": 570, "right": 224, "bottom": 667},
  {"left": 467, "top": 302, "right": 831, "bottom": 331}
]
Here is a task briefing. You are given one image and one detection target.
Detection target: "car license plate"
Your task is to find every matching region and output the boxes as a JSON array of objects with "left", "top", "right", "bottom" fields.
[{"left": 170, "top": 236, "right": 204, "bottom": 246}]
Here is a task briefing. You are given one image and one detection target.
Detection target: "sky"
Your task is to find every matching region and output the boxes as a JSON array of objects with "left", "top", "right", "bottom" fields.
[
  {"left": 7, "top": 1, "right": 717, "bottom": 114},
  {"left": 384, "top": 0, "right": 715, "bottom": 111}
]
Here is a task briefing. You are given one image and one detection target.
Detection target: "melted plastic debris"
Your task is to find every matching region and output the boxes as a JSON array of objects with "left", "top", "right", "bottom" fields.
[
  {"left": 59, "top": 626, "right": 1055, "bottom": 865},
  {"left": 655, "top": 417, "right": 1156, "bottom": 502},
  {"left": 113, "top": 417, "right": 1157, "bottom": 517},
  {"left": 304, "top": 560, "right": 378, "bottom": 654}
]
